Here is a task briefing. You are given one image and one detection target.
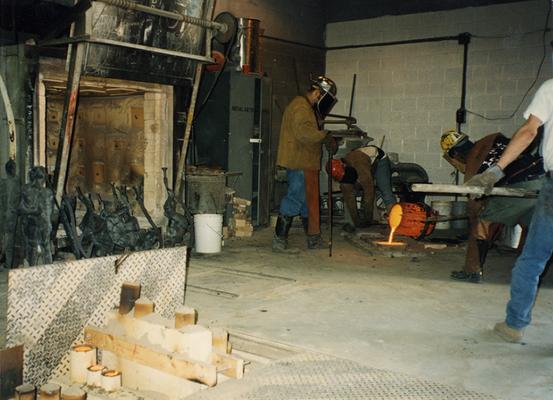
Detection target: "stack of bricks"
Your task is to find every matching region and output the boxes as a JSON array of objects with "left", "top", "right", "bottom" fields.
[
  {"left": 79, "top": 282, "right": 244, "bottom": 399},
  {"left": 228, "top": 197, "right": 253, "bottom": 238}
]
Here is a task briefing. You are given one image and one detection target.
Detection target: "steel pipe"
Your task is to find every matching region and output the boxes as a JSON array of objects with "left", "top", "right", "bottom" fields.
[{"left": 94, "top": 0, "right": 227, "bottom": 33}]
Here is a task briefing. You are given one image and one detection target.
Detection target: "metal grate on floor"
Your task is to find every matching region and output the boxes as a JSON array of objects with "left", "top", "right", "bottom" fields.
[{"left": 188, "top": 352, "right": 497, "bottom": 400}]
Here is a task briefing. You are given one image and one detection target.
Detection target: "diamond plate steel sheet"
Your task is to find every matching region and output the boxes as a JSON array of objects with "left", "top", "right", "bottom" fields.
[
  {"left": 188, "top": 352, "right": 496, "bottom": 400},
  {"left": 6, "top": 247, "right": 187, "bottom": 385}
]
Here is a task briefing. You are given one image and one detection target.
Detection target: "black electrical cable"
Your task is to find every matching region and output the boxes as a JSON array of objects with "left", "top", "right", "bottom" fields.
[
  {"left": 188, "top": 16, "right": 237, "bottom": 164},
  {"left": 467, "top": 0, "right": 552, "bottom": 121},
  {"left": 472, "top": 28, "right": 550, "bottom": 39},
  {"left": 193, "top": 18, "right": 238, "bottom": 121}
]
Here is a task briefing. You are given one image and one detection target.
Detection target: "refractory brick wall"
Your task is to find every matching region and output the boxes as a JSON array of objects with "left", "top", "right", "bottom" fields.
[{"left": 325, "top": 0, "right": 552, "bottom": 184}]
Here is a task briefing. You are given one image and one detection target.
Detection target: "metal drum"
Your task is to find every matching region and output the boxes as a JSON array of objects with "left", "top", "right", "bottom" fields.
[{"left": 186, "top": 172, "right": 227, "bottom": 214}]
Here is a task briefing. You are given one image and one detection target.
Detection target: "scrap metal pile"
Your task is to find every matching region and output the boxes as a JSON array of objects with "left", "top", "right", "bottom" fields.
[{"left": 0, "top": 162, "right": 193, "bottom": 268}]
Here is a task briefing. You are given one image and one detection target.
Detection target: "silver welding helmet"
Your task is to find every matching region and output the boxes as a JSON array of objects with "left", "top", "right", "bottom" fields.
[{"left": 311, "top": 75, "right": 337, "bottom": 118}]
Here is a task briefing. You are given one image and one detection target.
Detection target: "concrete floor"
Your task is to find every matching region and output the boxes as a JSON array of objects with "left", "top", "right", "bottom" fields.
[
  {"left": 184, "top": 225, "right": 553, "bottom": 400},
  {"left": 1, "top": 225, "right": 552, "bottom": 399}
]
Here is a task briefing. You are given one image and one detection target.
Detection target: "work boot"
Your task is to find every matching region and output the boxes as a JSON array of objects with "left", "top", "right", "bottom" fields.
[
  {"left": 342, "top": 223, "right": 356, "bottom": 234},
  {"left": 301, "top": 217, "right": 309, "bottom": 234},
  {"left": 358, "top": 199, "right": 374, "bottom": 227},
  {"left": 450, "top": 270, "right": 482, "bottom": 283},
  {"left": 306, "top": 234, "right": 324, "bottom": 249},
  {"left": 494, "top": 321, "right": 524, "bottom": 343},
  {"left": 272, "top": 215, "right": 294, "bottom": 253},
  {"left": 477, "top": 239, "right": 489, "bottom": 277}
]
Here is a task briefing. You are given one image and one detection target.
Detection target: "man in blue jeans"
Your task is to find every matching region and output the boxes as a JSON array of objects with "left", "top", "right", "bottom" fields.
[
  {"left": 273, "top": 76, "right": 338, "bottom": 252},
  {"left": 465, "top": 78, "right": 553, "bottom": 342}
]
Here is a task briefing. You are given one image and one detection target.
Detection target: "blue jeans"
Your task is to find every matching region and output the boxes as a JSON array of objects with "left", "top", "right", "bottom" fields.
[
  {"left": 279, "top": 169, "right": 308, "bottom": 218},
  {"left": 505, "top": 177, "right": 553, "bottom": 329},
  {"left": 374, "top": 157, "right": 396, "bottom": 208}
]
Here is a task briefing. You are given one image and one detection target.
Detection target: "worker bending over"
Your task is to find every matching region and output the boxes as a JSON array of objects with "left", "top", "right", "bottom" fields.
[
  {"left": 328, "top": 144, "right": 396, "bottom": 232},
  {"left": 441, "top": 129, "right": 544, "bottom": 283}
]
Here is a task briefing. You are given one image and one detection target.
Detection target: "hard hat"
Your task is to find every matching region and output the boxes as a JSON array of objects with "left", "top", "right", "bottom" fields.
[
  {"left": 326, "top": 159, "right": 345, "bottom": 181},
  {"left": 440, "top": 129, "right": 468, "bottom": 153},
  {"left": 311, "top": 75, "right": 337, "bottom": 96}
]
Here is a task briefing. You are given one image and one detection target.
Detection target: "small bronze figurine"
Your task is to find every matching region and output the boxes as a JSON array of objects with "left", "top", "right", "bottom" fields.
[{"left": 19, "top": 166, "right": 56, "bottom": 266}]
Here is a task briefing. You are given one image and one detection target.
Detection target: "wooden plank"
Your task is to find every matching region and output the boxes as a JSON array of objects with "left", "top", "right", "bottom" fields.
[
  {"left": 210, "top": 351, "right": 244, "bottom": 379},
  {"left": 84, "top": 326, "right": 217, "bottom": 387},
  {"left": 211, "top": 328, "right": 230, "bottom": 354},
  {"left": 411, "top": 183, "right": 538, "bottom": 198},
  {"left": 175, "top": 306, "right": 198, "bottom": 328}
]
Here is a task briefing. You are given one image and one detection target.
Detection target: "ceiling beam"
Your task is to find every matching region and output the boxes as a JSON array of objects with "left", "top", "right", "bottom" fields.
[{"left": 324, "top": 0, "right": 534, "bottom": 23}]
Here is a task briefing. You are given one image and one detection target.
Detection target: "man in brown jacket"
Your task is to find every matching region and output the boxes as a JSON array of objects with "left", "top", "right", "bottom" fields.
[
  {"left": 441, "top": 130, "right": 544, "bottom": 283},
  {"left": 273, "top": 76, "right": 337, "bottom": 251},
  {"left": 328, "top": 145, "right": 396, "bottom": 231}
]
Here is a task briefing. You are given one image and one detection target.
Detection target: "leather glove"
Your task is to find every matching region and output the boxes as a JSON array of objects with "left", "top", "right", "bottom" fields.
[
  {"left": 322, "top": 132, "right": 338, "bottom": 155},
  {"left": 464, "top": 164, "right": 505, "bottom": 198}
]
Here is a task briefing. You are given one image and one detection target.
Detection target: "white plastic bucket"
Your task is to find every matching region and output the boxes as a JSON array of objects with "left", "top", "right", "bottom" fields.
[
  {"left": 194, "top": 214, "right": 223, "bottom": 253},
  {"left": 503, "top": 224, "right": 523, "bottom": 249},
  {"left": 451, "top": 201, "right": 468, "bottom": 231},
  {"left": 431, "top": 201, "right": 453, "bottom": 230}
]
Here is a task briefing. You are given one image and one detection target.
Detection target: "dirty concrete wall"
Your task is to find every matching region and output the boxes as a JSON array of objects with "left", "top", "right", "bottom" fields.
[
  {"left": 214, "top": 0, "right": 326, "bottom": 212},
  {"left": 326, "top": 0, "right": 553, "bottom": 184}
]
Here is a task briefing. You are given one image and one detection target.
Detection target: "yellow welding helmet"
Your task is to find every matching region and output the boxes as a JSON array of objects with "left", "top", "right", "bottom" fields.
[{"left": 440, "top": 129, "right": 468, "bottom": 153}]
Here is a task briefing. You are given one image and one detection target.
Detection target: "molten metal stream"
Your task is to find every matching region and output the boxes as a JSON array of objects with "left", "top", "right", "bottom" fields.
[{"left": 385, "top": 204, "right": 403, "bottom": 245}]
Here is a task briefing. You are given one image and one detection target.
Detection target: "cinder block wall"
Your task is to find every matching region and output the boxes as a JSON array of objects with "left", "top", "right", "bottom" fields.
[{"left": 326, "top": 0, "right": 552, "bottom": 184}]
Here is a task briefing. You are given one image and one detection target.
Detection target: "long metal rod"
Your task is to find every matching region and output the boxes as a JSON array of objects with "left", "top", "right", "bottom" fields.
[
  {"left": 456, "top": 33, "right": 471, "bottom": 190},
  {"left": 411, "top": 183, "right": 538, "bottom": 198},
  {"left": 94, "top": 0, "right": 227, "bottom": 33},
  {"left": 348, "top": 73, "right": 356, "bottom": 118},
  {"left": 41, "top": 35, "right": 214, "bottom": 64},
  {"left": 457, "top": 35, "right": 470, "bottom": 132},
  {"left": 175, "top": 63, "right": 204, "bottom": 199},
  {"left": 328, "top": 147, "right": 333, "bottom": 257},
  {"left": 54, "top": 42, "right": 86, "bottom": 204},
  {"left": 89, "top": 37, "right": 214, "bottom": 63},
  {"left": 326, "top": 34, "right": 460, "bottom": 51}
]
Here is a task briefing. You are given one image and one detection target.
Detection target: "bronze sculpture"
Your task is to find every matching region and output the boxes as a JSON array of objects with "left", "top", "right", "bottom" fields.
[
  {"left": 0, "top": 160, "right": 21, "bottom": 268},
  {"left": 19, "top": 166, "right": 56, "bottom": 266}
]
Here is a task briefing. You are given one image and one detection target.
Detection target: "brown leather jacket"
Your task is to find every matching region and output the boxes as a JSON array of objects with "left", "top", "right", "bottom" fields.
[
  {"left": 464, "top": 133, "right": 503, "bottom": 273},
  {"left": 340, "top": 150, "right": 375, "bottom": 226},
  {"left": 276, "top": 96, "right": 327, "bottom": 170}
]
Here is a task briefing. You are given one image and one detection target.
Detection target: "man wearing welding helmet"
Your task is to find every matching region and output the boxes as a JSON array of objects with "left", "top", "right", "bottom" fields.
[
  {"left": 327, "top": 145, "right": 396, "bottom": 232},
  {"left": 273, "top": 76, "right": 337, "bottom": 252},
  {"left": 441, "top": 129, "right": 544, "bottom": 283}
]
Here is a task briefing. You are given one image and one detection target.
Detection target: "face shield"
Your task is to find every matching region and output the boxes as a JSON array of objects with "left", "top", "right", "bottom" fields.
[
  {"left": 315, "top": 91, "right": 337, "bottom": 119},
  {"left": 311, "top": 75, "right": 337, "bottom": 119}
]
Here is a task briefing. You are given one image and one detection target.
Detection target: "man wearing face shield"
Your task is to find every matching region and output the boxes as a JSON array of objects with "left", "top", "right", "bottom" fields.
[{"left": 273, "top": 76, "right": 337, "bottom": 252}]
